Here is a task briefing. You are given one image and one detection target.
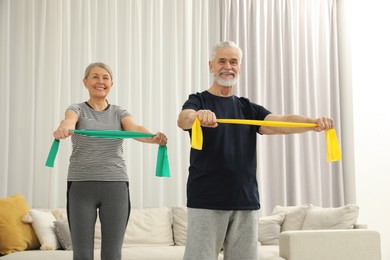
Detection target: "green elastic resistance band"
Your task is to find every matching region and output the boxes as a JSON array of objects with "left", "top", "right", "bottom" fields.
[{"left": 45, "top": 129, "right": 170, "bottom": 177}]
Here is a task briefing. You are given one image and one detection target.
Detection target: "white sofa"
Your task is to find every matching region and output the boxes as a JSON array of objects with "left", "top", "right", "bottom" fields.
[
  {"left": 259, "top": 204, "right": 381, "bottom": 260},
  {"left": 0, "top": 204, "right": 382, "bottom": 260}
]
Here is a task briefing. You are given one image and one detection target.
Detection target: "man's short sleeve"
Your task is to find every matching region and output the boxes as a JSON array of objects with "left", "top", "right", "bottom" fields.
[
  {"left": 252, "top": 103, "right": 272, "bottom": 120},
  {"left": 182, "top": 93, "right": 202, "bottom": 111}
]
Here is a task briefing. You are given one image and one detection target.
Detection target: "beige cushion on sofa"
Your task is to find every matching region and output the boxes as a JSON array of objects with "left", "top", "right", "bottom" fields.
[
  {"left": 123, "top": 207, "right": 174, "bottom": 246},
  {"left": 272, "top": 204, "right": 310, "bottom": 231},
  {"left": 301, "top": 204, "right": 359, "bottom": 230},
  {"left": 258, "top": 213, "right": 286, "bottom": 245},
  {"left": 171, "top": 206, "right": 188, "bottom": 246}
]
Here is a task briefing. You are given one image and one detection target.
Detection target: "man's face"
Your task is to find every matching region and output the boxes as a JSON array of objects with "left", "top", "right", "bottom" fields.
[{"left": 209, "top": 47, "right": 241, "bottom": 87}]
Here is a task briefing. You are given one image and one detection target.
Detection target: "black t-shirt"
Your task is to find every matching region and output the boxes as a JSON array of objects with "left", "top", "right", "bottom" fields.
[{"left": 182, "top": 91, "right": 271, "bottom": 210}]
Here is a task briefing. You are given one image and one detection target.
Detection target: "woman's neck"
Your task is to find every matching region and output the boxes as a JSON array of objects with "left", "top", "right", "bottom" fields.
[{"left": 86, "top": 98, "right": 108, "bottom": 111}]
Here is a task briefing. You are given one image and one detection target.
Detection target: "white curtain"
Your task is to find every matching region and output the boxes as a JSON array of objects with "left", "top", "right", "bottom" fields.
[{"left": 0, "top": 0, "right": 345, "bottom": 215}]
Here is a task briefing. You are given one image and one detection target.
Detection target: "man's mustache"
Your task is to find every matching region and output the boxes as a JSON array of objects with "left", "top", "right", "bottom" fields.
[{"left": 219, "top": 69, "right": 236, "bottom": 77}]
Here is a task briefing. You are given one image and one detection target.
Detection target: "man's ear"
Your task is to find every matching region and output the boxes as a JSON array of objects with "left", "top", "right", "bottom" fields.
[{"left": 209, "top": 61, "right": 213, "bottom": 73}]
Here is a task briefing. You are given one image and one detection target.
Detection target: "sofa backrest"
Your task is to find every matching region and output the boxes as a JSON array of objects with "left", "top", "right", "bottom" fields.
[{"left": 94, "top": 207, "right": 175, "bottom": 248}]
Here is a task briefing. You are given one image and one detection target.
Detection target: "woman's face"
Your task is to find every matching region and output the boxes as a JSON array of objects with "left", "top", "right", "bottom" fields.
[{"left": 83, "top": 66, "right": 113, "bottom": 98}]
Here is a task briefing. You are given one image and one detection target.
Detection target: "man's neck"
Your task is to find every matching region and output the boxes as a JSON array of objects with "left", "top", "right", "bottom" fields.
[{"left": 208, "top": 83, "right": 233, "bottom": 97}]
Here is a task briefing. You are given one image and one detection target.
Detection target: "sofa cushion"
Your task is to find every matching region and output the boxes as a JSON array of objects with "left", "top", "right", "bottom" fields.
[
  {"left": 122, "top": 246, "right": 187, "bottom": 260},
  {"left": 171, "top": 206, "right": 188, "bottom": 246},
  {"left": 272, "top": 204, "right": 310, "bottom": 231},
  {"left": 258, "top": 245, "right": 283, "bottom": 260},
  {"left": 258, "top": 213, "right": 286, "bottom": 245},
  {"left": 0, "top": 193, "right": 40, "bottom": 255},
  {"left": 29, "top": 209, "right": 61, "bottom": 250},
  {"left": 123, "top": 207, "right": 174, "bottom": 246},
  {"left": 301, "top": 204, "right": 359, "bottom": 230}
]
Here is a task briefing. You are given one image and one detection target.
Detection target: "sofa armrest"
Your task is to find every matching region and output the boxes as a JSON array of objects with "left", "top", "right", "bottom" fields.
[{"left": 279, "top": 229, "right": 381, "bottom": 260}]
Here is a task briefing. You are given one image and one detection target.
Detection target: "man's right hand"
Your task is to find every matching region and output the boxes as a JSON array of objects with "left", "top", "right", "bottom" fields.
[{"left": 196, "top": 110, "right": 218, "bottom": 128}]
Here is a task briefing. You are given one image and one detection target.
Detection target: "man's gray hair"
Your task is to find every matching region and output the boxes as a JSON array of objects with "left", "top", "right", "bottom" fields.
[{"left": 210, "top": 41, "right": 243, "bottom": 63}]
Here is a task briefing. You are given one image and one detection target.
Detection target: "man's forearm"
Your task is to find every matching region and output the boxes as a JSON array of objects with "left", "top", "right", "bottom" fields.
[
  {"left": 261, "top": 114, "right": 316, "bottom": 135},
  {"left": 177, "top": 109, "right": 197, "bottom": 130}
]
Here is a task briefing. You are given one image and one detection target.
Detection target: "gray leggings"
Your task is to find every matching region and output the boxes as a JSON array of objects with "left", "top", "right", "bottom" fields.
[{"left": 67, "top": 181, "right": 131, "bottom": 260}]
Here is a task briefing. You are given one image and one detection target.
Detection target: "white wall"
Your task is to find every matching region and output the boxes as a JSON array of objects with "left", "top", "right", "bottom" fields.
[{"left": 338, "top": 1, "right": 390, "bottom": 259}]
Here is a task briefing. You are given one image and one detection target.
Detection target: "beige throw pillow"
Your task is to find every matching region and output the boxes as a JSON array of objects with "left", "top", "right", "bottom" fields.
[
  {"left": 171, "top": 206, "right": 188, "bottom": 246},
  {"left": 272, "top": 205, "right": 310, "bottom": 231},
  {"left": 123, "top": 207, "right": 174, "bottom": 247},
  {"left": 301, "top": 204, "right": 359, "bottom": 230},
  {"left": 258, "top": 213, "right": 286, "bottom": 245}
]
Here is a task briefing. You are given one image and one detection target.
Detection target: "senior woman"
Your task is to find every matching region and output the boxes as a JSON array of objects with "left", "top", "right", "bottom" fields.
[{"left": 53, "top": 62, "right": 167, "bottom": 260}]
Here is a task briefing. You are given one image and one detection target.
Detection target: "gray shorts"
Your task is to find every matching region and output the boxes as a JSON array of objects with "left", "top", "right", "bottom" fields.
[{"left": 183, "top": 208, "right": 259, "bottom": 260}]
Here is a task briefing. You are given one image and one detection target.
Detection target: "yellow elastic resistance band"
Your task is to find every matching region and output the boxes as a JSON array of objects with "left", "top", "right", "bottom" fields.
[{"left": 191, "top": 118, "right": 342, "bottom": 162}]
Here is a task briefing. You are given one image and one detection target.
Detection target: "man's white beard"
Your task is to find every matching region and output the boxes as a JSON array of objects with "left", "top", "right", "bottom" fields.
[{"left": 214, "top": 73, "right": 239, "bottom": 87}]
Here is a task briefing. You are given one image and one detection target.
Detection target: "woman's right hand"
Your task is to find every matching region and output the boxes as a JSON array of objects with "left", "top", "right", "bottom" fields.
[
  {"left": 53, "top": 127, "right": 73, "bottom": 140},
  {"left": 53, "top": 111, "right": 78, "bottom": 139}
]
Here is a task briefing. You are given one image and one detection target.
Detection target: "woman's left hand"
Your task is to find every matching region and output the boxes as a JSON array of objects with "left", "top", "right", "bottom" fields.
[{"left": 152, "top": 132, "right": 168, "bottom": 145}]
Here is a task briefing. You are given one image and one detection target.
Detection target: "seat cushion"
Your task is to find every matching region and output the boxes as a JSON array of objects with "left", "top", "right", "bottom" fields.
[{"left": 259, "top": 245, "right": 284, "bottom": 260}]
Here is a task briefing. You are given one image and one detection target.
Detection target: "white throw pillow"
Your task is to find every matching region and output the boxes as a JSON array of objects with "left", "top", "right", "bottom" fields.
[
  {"left": 258, "top": 213, "right": 286, "bottom": 245},
  {"left": 123, "top": 207, "right": 174, "bottom": 247},
  {"left": 272, "top": 205, "right": 310, "bottom": 231},
  {"left": 29, "top": 209, "right": 61, "bottom": 250},
  {"left": 171, "top": 206, "right": 188, "bottom": 246},
  {"left": 301, "top": 204, "right": 359, "bottom": 230}
]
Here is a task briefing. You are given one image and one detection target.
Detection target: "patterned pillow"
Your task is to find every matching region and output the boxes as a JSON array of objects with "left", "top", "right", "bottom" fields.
[{"left": 54, "top": 219, "right": 72, "bottom": 250}]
